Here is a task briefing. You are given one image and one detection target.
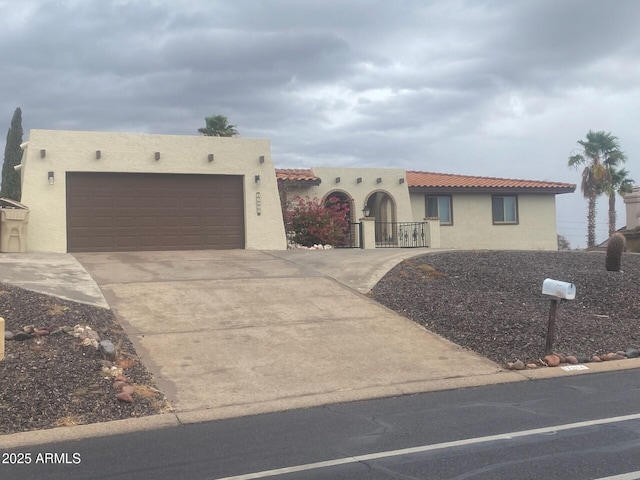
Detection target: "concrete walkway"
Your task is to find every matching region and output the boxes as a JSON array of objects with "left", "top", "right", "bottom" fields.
[
  {"left": 0, "top": 253, "right": 108, "bottom": 308},
  {"left": 73, "top": 249, "right": 517, "bottom": 422}
]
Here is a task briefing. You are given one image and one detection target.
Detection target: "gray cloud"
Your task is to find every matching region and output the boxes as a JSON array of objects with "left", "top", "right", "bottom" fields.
[{"left": 1, "top": 0, "right": 639, "bottom": 248}]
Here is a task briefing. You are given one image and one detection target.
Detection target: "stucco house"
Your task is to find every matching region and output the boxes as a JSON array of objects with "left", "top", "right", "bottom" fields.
[
  {"left": 13, "top": 129, "right": 575, "bottom": 253},
  {"left": 277, "top": 168, "right": 576, "bottom": 250},
  {"left": 18, "top": 129, "right": 286, "bottom": 252}
]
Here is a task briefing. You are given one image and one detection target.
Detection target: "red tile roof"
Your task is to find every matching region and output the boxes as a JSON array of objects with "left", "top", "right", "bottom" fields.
[
  {"left": 276, "top": 168, "right": 321, "bottom": 183},
  {"left": 407, "top": 171, "right": 575, "bottom": 193}
]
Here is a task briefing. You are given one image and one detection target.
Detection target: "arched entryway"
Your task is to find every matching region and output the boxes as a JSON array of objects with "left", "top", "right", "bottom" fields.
[
  {"left": 365, "top": 191, "right": 397, "bottom": 244},
  {"left": 323, "top": 190, "right": 358, "bottom": 247},
  {"left": 323, "top": 190, "right": 354, "bottom": 223}
]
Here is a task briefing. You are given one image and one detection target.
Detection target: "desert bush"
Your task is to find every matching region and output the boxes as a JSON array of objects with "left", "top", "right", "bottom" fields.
[{"left": 285, "top": 196, "right": 350, "bottom": 247}]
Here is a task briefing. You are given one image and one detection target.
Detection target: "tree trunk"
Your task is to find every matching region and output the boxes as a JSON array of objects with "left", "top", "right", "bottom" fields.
[
  {"left": 608, "top": 193, "right": 616, "bottom": 238},
  {"left": 587, "top": 194, "right": 596, "bottom": 249}
]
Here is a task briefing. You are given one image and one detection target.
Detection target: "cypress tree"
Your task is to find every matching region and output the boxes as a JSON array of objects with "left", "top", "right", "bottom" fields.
[{"left": 0, "top": 107, "right": 24, "bottom": 201}]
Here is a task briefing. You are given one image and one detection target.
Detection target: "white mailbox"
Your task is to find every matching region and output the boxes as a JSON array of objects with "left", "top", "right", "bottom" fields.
[{"left": 542, "top": 278, "right": 576, "bottom": 300}]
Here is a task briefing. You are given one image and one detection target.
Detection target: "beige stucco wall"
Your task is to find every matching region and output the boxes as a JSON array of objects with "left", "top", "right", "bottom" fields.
[
  {"left": 410, "top": 192, "right": 558, "bottom": 250},
  {"left": 19, "top": 129, "right": 286, "bottom": 252},
  {"left": 623, "top": 187, "right": 640, "bottom": 230},
  {"left": 286, "top": 167, "right": 413, "bottom": 223}
]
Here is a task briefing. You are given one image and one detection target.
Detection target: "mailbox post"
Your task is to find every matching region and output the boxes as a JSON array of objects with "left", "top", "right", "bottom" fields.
[{"left": 542, "top": 279, "right": 576, "bottom": 355}]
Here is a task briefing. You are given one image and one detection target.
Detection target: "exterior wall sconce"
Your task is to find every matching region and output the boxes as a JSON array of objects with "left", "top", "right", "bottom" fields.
[
  {"left": 376, "top": 177, "right": 382, "bottom": 184},
  {"left": 259, "top": 155, "right": 265, "bottom": 164},
  {"left": 208, "top": 153, "right": 214, "bottom": 162},
  {"left": 48, "top": 171, "right": 54, "bottom": 185},
  {"left": 155, "top": 152, "right": 161, "bottom": 161},
  {"left": 357, "top": 177, "right": 362, "bottom": 184},
  {"left": 363, "top": 205, "right": 371, "bottom": 217},
  {"left": 335, "top": 177, "right": 340, "bottom": 183},
  {"left": 399, "top": 178, "right": 405, "bottom": 184},
  {"left": 40, "top": 149, "right": 46, "bottom": 158},
  {"left": 96, "top": 150, "right": 101, "bottom": 159},
  {"left": 254, "top": 174, "right": 261, "bottom": 184}
]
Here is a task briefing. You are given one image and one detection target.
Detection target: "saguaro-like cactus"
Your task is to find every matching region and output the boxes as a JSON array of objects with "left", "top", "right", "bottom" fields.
[{"left": 605, "top": 232, "right": 626, "bottom": 271}]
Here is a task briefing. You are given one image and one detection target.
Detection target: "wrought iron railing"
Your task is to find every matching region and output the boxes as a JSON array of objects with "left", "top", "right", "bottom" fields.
[
  {"left": 375, "top": 222, "right": 428, "bottom": 248},
  {"left": 335, "top": 222, "right": 362, "bottom": 248}
]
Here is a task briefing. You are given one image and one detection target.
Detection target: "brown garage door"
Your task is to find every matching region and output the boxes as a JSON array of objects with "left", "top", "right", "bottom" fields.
[{"left": 66, "top": 172, "right": 245, "bottom": 252}]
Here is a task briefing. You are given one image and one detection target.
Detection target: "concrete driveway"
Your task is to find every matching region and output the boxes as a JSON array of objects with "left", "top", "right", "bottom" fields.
[{"left": 74, "top": 249, "right": 518, "bottom": 422}]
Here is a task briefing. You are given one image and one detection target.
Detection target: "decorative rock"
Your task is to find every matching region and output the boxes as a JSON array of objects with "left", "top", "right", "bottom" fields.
[
  {"left": 554, "top": 353, "right": 565, "bottom": 363},
  {"left": 617, "top": 351, "right": 626, "bottom": 357},
  {"left": 100, "top": 360, "right": 114, "bottom": 369},
  {"left": 565, "top": 355, "right": 578, "bottom": 365},
  {"left": 544, "top": 354, "right": 561, "bottom": 367},
  {"left": 34, "top": 328, "right": 49, "bottom": 336},
  {"left": 512, "top": 360, "right": 525, "bottom": 370},
  {"left": 13, "top": 332, "right": 32, "bottom": 341},
  {"left": 626, "top": 349, "right": 640, "bottom": 359},
  {"left": 526, "top": 363, "right": 538, "bottom": 369},
  {"left": 576, "top": 356, "right": 591, "bottom": 363},
  {"left": 592, "top": 355, "right": 602, "bottom": 362},
  {"left": 99, "top": 340, "right": 117, "bottom": 361},
  {"left": 116, "top": 392, "right": 134, "bottom": 404},
  {"left": 112, "top": 381, "right": 127, "bottom": 392},
  {"left": 4, "top": 331, "right": 14, "bottom": 340},
  {"left": 61, "top": 326, "right": 74, "bottom": 334},
  {"left": 115, "top": 375, "right": 129, "bottom": 383},
  {"left": 121, "top": 385, "right": 135, "bottom": 395},
  {"left": 85, "top": 330, "right": 101, "bottom": 341},
  {"left": 613, "top": 354, "right": 626, "bottom": 360},
  {"left": 23, "top": 325, "right": 35, "bottom": 334}
]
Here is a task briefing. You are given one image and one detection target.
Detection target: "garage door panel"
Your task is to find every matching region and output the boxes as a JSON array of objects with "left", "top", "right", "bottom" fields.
[{"left": 66, "top": 172, "right": 245, "bottom": 252}]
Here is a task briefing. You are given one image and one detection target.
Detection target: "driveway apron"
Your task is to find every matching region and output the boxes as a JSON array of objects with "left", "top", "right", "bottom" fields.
[{"left": 74, "top": 250, "right": 519, "bottom": 421}]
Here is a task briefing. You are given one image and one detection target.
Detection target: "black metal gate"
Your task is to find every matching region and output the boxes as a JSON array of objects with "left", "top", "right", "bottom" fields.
[
  {"left": 336, "top": 222, "right": 362, "bottom": 248},
  {"left": 375, "top": 222, "right": 428, "bottom": 248}
]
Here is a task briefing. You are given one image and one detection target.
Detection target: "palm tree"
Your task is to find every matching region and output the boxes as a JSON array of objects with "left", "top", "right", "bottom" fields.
[
  {"left": 568, "top": 130, "right": 626, "bottom": 249},
  {"left": 602, "top": 167, "right": 634, "bottom": 237},
  {"left": 198, "top": 115, "right": 238, "bottom": 137}
]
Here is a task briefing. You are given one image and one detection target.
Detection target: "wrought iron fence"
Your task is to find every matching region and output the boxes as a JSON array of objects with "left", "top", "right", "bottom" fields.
[
  {"left": 335, "top": 222, "right": 362, "bottom": 248},
  {"left": 375, "top": 222, "right": 428, "bottom": 248}
]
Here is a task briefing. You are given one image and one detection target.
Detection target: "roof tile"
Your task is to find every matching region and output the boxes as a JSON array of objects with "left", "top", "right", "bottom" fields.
[
  {"left": 406, "top": 171, "right": 575, "bottom": 191},
  {"left": 276, "top": 168, "right": 320, "bottom": 183}
]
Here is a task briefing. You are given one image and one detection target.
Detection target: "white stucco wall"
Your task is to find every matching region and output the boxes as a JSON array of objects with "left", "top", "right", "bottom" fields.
[
  {"left": 287, "top": 167, "right": 413, "bottom": 223},
  {"left": 410, "top": 192, "right": 559, "bottom": 250},
  {"left": 19, "top": 129, "right": 286, "bottom": 252}
]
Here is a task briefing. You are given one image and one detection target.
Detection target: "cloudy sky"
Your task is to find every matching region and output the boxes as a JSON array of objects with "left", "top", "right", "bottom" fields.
[{"left": 1, "top": 0, "right": 639, "bottom": 248}]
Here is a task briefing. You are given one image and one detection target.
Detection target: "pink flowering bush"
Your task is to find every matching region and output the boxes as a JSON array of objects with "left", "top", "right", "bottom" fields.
[{"left": 285, "top": 196, "right": 350, "bottom": 247}]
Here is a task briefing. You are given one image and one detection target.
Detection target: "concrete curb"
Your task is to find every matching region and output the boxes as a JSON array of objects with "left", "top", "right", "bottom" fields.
[
  {"left": 4, "top": 361, "right": 640, "bottom": 449},
  {"left": 0, "top": 413, "right": 180, "bottom": 450}
]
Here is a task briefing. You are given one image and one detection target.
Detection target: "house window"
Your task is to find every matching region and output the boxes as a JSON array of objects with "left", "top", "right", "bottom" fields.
[
  {"left": 492, "top": 195, "right": 518, "bottom": 224},
  {"left": 425, "top": 195, "right": 452, "bottom": 225}
]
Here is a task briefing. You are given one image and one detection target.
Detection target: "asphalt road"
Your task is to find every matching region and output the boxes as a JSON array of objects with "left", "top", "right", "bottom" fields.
[{"left": 3, "top": 370, "right": 640, "bottom": 480}]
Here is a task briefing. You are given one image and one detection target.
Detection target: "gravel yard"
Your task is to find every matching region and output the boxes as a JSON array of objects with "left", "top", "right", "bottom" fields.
[
  {"left": 0, "top": 285, "right": 171, "bottom": 435},
  {"left": 372, "top": 250, "right": 640, "bottom": 366}
]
